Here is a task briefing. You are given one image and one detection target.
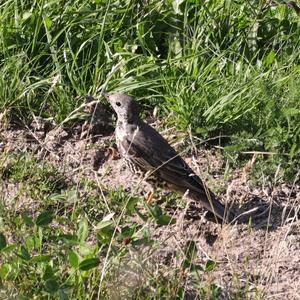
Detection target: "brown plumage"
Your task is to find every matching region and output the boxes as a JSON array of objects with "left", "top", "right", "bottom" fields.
[{"left": 104, "top": 92, "right": 233, "bottom": 222}]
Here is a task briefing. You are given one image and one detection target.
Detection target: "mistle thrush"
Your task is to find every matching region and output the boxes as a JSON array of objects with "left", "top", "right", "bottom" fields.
[{"left": 104, "top": 92, "right": 233, "bottom": 222}]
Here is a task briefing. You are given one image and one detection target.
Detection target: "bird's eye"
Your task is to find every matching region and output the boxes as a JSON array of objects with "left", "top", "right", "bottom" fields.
[{"left": 116, "top": 102, "right": 121, "bottom": 107}]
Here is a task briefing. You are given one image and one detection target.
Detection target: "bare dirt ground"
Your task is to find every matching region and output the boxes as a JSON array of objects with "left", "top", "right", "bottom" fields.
[{"left": 1, "top": 114, "right": 300, "bottom": 299}]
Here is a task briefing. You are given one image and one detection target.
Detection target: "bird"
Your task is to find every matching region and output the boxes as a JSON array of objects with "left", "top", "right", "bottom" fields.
[{"left": 103, "top": 92, "right": 233, "bottom": 223}]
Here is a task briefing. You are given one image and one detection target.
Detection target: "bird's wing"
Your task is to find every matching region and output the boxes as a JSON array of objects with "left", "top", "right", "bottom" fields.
[{"left": 121, "top": 122, "right": 207, "bottom": 194}]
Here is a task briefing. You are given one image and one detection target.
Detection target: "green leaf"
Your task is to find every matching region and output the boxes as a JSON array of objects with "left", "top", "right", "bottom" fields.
[
  {"left": 44, "top": 17, "right": 53, "bottom": 30},
  {"left": 31, "top": 255, "right": 51, "bottom": 263},
  {"left": 151, "top": 205, "right": 162, "bottom": 218},
  {"left": 77, "top": 218, "right": 89, "bottom": 242},
  {"left": 21, "top": 212, "right": 34, "bottom": 226},
  {"left": 49, "top": 190, "right": 78, "bottom": 203},
  {"left": 195, "top": 127, "right": 208, "bottom": 136},
  {"left": 43, "top": 265, "right": 55, "bottom": 281},
  {"left": 183, "top": 240, "right": 200, "bottom": 271},
  {"left": 68, "top": 250, "right": 79, "bottom": 268},
  {"left": 36, "top": 212, "right": 53, "bottom": 226},
  {"left": 48, "top": 193, "right": 66, "bottom": 202},
  {"left": 37, "top": 227, "right": 43, "bottom": 248},
  {"left": 190, "top": 264, "right": 203, "bottom": 274},
  {"left": 45, "top": 279, "right": 60, "bottom": 293},
  {"left": 79, "top": 258, "right": 100, "bottom": 271},
  {"left": 0, "top": 233, "right": 7, "bottom": 250},
  {"left": 0, "top": 244, "right": 17, "bottom": 253},
  {"left": 156, "top": 214, "right": 176, "bottom": 225},
  {"left": 223, "top": 144, "right": 245, "bottom": 152},
  {"left": 20, "top": 245, "right": 31, "bottom": 261},
  {"left": 184, "top": 240, "right": 197, "bottom": 262},
  {"left": 25, "top": 236, "right": 35, "bottom": 250},
  {"left": 263, "top": 50, "right": 276, "bottom": 66},
  {"left": 126, "top": 197, "right": 139, "bottom": 213},
  {"left": 79, "top": 243, "right": 94, "bottom": 256},
  {"left": 205, "top": 259, "right": 216, "bottom": 272},
  {"left": 96, "top": 213, "right": 115, "bottom": 230},
  {"left": 65, "top": 190, "right": 79, "bottom": 203},
  {"left": 55, "top": 234, "right": 78, "bottom": 245},
  {"left": 0, "top": 264, "right": 11, "bottom": 279}
]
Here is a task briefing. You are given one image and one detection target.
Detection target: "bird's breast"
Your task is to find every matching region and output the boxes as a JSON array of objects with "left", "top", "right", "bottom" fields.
[
  {"left": 115, "top": 124, "right": 127, "bottom": 143},
  {"left": 115, "top": 123, "right": 139, "bottom": 157}
]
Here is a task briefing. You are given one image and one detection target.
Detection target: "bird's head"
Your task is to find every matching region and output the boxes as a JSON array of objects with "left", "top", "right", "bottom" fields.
[{"left": 103, "top": 92, "right": 140, "bottom": 122}]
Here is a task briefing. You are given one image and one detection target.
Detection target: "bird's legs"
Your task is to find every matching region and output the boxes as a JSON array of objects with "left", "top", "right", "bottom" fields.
[
  {"left": 145, "top": 190, "right": 155, "bottom": 203},
  {"left": 144, "top": 172, "right": 156, "bottom": 204}
]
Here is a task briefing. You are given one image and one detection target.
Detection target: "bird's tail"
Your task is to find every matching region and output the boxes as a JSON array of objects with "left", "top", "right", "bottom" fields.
[{"left": 189, "top": 190, "right": 234, "bottom": 223}]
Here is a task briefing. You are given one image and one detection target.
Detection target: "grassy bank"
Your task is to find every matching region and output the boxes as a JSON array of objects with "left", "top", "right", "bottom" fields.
[{"left": 1, "top": 0, "right": 299, "bottom": 169}]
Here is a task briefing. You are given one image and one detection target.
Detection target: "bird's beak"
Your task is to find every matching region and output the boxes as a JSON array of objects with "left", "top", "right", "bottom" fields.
[{"left": 101, "top": 91, "right": 110, "bottom": 98}]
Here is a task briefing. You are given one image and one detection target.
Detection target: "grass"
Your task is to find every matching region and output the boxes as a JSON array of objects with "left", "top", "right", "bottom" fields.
[
  {"left": 1, "top": 0, "right": 300, "bottom": 298},
  {"left": 0, "top": 0, "right": 299, "bottom": 176},
  {"left": 0, "top": 152, "right": 196, "bottom": 299}
]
